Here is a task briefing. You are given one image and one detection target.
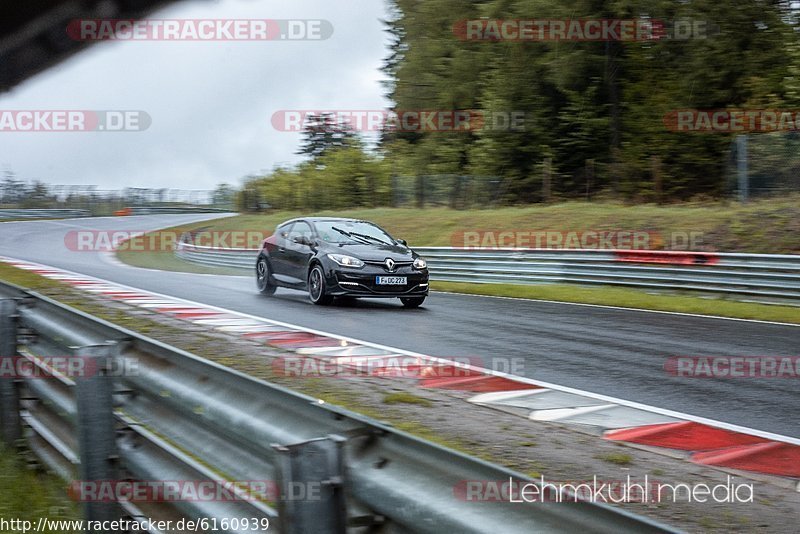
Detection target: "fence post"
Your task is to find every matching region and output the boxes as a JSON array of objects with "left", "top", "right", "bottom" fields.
[
  {"left": 542, "top": 158, "right": 552, "bottom": 202},
  {"left": 737, "top": 134, "right": 748, "bottom": 203},
  {"left": 74, "top": 343, "right": 120, "bottom": 526},
  {"left": 273, "top": 435, "right": 347, "bottom": 534},
  {"left": 651, "top": 155, "right": 663, "bottom": 204},
  {"left": 0, "top": 299, "right": 21, "bottom": 448}
]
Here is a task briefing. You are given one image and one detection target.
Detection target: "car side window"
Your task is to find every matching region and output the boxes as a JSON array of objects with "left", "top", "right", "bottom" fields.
[
  {"left": 287, "top": 221, "right": 313, "bottom": 245},
  {"left": 277, "top": 223, "right": 293, "bottom": 242}
]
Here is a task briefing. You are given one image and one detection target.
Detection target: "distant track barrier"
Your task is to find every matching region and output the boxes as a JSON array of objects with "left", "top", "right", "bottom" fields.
[
  {"left": 0, "top": 208, "right": 90, "bottom": 219},
  {"left": 114, "top": 206, "right": 230, "bottom": 216},
  {"left": 174, "top": 238, "right": 800, "bottom": 302}
]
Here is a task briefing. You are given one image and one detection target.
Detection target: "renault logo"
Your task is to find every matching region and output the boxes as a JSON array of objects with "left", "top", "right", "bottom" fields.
[{"left": 385, "top": 258, "right": 396, "bottom": 272}]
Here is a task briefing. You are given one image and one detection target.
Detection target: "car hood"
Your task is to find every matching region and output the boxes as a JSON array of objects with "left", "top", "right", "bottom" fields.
[{"left": 327, "top": 242, "right": 416, "bottom": 262}]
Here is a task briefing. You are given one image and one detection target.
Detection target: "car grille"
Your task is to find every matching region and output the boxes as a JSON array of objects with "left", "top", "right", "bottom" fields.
[{"left": 363, "top": 260, "right": 413, "bottom": 271}]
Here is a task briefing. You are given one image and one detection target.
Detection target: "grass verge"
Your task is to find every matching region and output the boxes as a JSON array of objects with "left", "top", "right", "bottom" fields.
[
  {"left": 0, "top": 447, "right": 81, "bottom": 532},
  {"left": 431, "top": 281, "right": 800, "bottom": 324},
  {"left": 117, "top": 197, "right": 800, "bottom": 252}
]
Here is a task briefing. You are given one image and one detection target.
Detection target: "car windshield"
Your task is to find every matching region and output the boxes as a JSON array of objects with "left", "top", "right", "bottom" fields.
[{"left": 315, "top": 221, "right": 396, "bottom": 245}]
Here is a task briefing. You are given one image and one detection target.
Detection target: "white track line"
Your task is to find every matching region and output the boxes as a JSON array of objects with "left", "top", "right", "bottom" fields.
[{"left": 435, "top": 290, "right": 800, "bottom": 327}]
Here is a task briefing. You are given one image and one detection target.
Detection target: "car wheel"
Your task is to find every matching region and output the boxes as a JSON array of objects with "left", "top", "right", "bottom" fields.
[
  {"left": 308, "top": 264, "right": 334, "bottom": 305},
  {"left": 400, "top": 296, "right": 425, "bottom": 308},
  {"left": 256, "top": 257, "right": 276, "bottom": 295}
]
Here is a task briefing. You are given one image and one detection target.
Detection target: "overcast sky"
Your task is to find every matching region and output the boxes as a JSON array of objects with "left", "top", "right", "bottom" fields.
[{"left": 0, "top": 0, "right": 390, "bottom": 191}]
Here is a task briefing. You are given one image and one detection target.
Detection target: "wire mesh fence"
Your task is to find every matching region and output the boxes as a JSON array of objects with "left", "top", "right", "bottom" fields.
[
  {"left": 390, "top": 174, "right": 507, "bottom": 208},
  {"left": 729, "top": 133, "right": 800, "bottom": 200}
]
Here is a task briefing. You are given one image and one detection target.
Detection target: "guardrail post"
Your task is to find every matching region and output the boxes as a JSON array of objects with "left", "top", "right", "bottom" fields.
[
  {"left": 74, "top": 343, "right": 120, "bottom": 526},
  {"left": 273, "top": 435, "right": 347, "bottom": 534},
  {"left": 0, "top": 299, "right": 21, "bottom": 448}
]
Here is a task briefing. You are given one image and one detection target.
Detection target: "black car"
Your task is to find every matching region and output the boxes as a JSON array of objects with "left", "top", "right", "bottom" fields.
[{"left": 255, "top": 217, "right": 429, "bottom": 307}]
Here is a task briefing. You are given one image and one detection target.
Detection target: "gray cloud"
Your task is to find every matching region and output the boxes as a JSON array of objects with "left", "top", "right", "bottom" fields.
[{"left": 0, "top": 0, "right": 390, "bottom": 190}]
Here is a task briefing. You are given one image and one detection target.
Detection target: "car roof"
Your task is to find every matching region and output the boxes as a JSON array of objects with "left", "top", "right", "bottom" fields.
[{"left": 281, "top": 217, "right": 368, "bottom": 225}]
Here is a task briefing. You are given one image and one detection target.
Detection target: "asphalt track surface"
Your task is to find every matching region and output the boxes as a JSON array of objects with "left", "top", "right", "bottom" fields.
[{"left": 0, "top": 215, "right": 797, "bottom": 438}]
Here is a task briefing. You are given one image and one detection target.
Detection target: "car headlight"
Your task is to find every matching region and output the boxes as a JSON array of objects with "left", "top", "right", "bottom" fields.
[
  {"left": 328, "top": 254, "right": 364, "bottom": 268},
  {"left": 413, "top": 258, "right": 427, "bottom": 270}
]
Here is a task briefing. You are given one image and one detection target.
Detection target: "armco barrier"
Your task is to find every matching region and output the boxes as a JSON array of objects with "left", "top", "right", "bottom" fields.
[
  {"left": 0, "top": 281, "right": 675, "bottom": 533},
  {"left": 115, "top": 206, "right": 230, "bottom": 216},
  {"left": 0, "top": 208, "right": 90, "bottom": 219},
  {"left": 174, "top": 239, "right": 800, "bottom": 301}
]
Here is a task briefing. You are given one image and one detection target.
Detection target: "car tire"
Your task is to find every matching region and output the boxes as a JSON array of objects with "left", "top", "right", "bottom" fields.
[
  {"left": 308, "top": 264, "right": 334, "bottom": 305},
  {"left": 256, "top": 257, "right": 277, "bottom": 295},
  {"left": 400, "top": 296, "right": 425, "bottom": 308}
]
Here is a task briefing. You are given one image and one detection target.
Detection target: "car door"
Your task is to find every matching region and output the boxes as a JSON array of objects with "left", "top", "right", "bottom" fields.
[
  {"left": 267, "top": 222, "right": 294, "bottom": 281},
  {"left": 283, "top": 220, "right": 315, "bottom": 284}
]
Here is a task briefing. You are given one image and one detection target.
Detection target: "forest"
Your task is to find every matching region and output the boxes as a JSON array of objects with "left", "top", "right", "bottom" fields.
[{"left": 240, "top": 1, "right": 800, "bottom": 210}]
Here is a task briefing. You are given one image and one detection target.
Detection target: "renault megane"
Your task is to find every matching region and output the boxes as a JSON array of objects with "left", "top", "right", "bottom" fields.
[{"left": 255, "top": 217, "right": 429, "bottom": 307}]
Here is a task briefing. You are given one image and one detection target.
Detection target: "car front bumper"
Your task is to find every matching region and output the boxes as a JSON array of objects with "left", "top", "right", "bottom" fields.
[{"left": 326, "top": 265, "right": 429, "bottom": 297}]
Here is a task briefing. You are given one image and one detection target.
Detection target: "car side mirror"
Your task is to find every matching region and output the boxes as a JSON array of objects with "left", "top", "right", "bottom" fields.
[
  {"left": 293, "top": 235, "right": 311, "bottom": 246},
  {"left": 396, "top": 239, "right": 407, "bottom": 246}
]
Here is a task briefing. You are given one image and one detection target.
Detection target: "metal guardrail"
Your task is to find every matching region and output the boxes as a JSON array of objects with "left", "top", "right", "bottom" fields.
[
  {"left": 123, "top": 207, "right": 230, "bottom": 215},
  {"left": 0, "top": 208, "right": 91, "bottom": 220},
  {"left": 0, "top": 281, "right": 674, "bottom": 533},
  {"left": 174, "top": 239, "right": 800, "bottom": 301}
]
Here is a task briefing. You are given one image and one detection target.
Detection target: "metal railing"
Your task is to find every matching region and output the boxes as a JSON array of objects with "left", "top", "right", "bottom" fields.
[
  {"left": 0, "top": 208, "right": 90, "bottom": 220},
  {"left": 175, "top": 239, "right": 800, "bottom": 301},
  {"left": 0, "top": 281, "right": 673, "bottom": 533},
  {"left": 122, "top": 207, "right": 230, "bottom": 215}
]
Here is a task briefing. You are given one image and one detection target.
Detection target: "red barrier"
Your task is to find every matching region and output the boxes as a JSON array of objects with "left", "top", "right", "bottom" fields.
[
  {"left": 266, "top": 332, "right": 343, "bottom": 347},
  {"left": 242, "top": 330, "right": 295, "bottom": 339},
  {"left": 421, "top": 374, "right": 538, "bottom": 392},
  {"left": 158, "top": 307, "right": 223, "bottom": 319},
  {"left": 613, "top": 250, "right": 719, "bottom": 265},
  {"left": 691, "top": 442, "right": 800, "bottom": 477},
  {"left": 605, "top": 421, "right": 770, "bottom": 450},
  {"left": 171, "top": 312, "right": 223, "bottom": 319},
  {"left": 272, "top": 338, "right": 345, "bottom": 349}
]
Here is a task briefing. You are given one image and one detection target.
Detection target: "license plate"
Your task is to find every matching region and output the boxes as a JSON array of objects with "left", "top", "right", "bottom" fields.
[{"left": 376, "top": 276, "right": 407, "bottom": 285}]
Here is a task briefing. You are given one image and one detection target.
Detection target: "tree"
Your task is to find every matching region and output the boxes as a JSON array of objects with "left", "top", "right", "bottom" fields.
[
  {"left": 20, "top": 180, "right": 54, "bottom": 208},
  {"left": 296, "top": 113, "right": 358, "bottom": 160},
  {"left": 211, "top": 183, "right": 236, "bottom": 208},
  {"left": 380, "top": 0, "right": 800, "bottom": 202},
  {"left": 0, "top": 170, "right": 24, "bottom": 205}
]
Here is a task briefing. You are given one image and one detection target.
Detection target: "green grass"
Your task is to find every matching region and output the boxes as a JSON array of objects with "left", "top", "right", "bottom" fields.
[
  {"left": 596, "top": 452, "right": 634, "bottom": 466},
  {"left": 141, "top": 196, "right": 800, "bottom": 252},
  {"left": 116, "top": 246, "right": 246, "bottom": 275},
  {"left": 0, "top": 447, "right": 81, "bottom": 532},
  {"left": 432, "top": 281, "right": 800, "bottom": 324},
  {"left": 383, "top": 392, "right": 434, "bottom": 407}
]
